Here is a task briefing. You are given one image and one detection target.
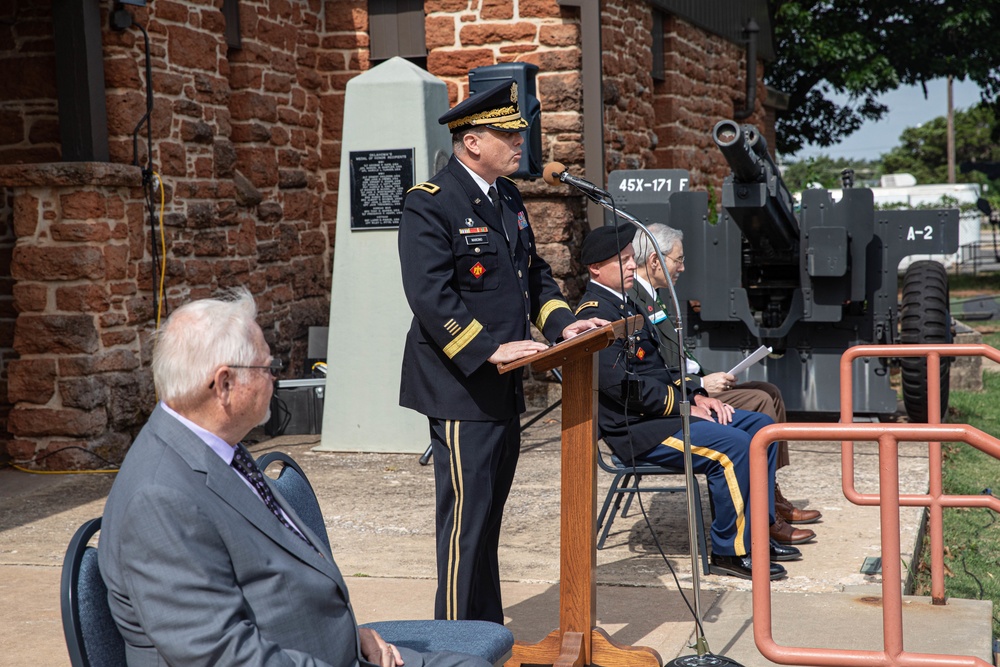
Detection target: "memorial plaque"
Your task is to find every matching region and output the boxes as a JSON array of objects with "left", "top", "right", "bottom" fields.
[{"left": 349, "top": 148, "right": 414, "bottom": 230}]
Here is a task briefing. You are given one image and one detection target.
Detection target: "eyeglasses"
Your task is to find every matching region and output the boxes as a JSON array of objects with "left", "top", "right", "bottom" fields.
[
  {"left": 209, "top": 359, "right": 283, "bottom": 389},
  {"left": 229, "top": 359, "right": 284, "bottom": 378},
  {"left": 664, "top": 254, "right": 685, "bottom": 266}
]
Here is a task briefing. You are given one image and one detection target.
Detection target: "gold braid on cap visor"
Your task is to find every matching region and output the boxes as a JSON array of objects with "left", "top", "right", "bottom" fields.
[{"left": 447, "top": 105, "right": 528, "bottom": 131}]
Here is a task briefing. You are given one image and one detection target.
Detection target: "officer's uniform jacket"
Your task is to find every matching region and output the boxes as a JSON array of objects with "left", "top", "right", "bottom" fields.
[
  {"left": 398, "top": 155, "right": 576, "bottom": 421},
  {"left": 575, "top": 282, "right": 707, "bottom": 462}
]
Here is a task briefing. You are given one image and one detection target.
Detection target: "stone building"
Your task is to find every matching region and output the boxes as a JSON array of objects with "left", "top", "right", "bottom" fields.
[{"left": 0, "top": 0, "right": 782, "bottom": 469}]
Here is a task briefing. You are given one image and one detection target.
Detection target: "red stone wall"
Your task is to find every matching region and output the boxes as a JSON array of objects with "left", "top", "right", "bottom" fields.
[
  {"left": 601, "top": 1, "right": 656, "bottom": 173},
  {"left": 1, "top": 164, "right": 148, "bottom": 469},
  {"left": 0, "top": 0, "right": 61, "bottom": 165},
  {"left": 651, "top": 15, "right": 768, "bottom": 193},
  {"left": 99, "top": 0, "right": 347, "bottom": 369},
  {"left": 0, "top": 0, "right": 769, "bottom": 465}
]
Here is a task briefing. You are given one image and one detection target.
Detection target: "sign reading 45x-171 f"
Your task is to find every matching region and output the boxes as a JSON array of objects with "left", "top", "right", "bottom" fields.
[
  {"left": 606, "top": 169, "right": 690, "bottom": 204},
  {"left": 615, "top": 174, "right": 689, "bottom": 194},
  {"left": 603, "top": 169, "right": 692, "bottom": 225}
]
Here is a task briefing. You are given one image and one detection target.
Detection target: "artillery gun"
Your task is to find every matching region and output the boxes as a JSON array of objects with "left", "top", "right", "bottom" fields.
[{"left": 605, "top": 120, "right": 958, "bottom": 420}]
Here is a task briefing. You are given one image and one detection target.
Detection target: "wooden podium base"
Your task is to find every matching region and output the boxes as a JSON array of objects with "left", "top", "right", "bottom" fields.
[{"left": 509, "top": 628, "right": 662, "bottom": 667}]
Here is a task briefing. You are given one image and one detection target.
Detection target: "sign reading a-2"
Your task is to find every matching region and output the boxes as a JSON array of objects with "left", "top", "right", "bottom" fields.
[{"left": 906, "top": 225, "right": 934, "bottom": 241}]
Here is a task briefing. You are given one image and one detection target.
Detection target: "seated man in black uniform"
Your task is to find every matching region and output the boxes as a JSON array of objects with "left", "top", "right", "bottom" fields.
[
  {"left": 575, "top": 223, "right": 801, "bottom": 579},
  {"left": 629, "top": 223, "right": 820, "bottom": 543}
]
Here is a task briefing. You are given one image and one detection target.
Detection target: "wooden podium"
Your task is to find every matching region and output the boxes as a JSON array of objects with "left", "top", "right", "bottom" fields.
[{"left": 499, "top": 316, "right": 661, "bottom": 667}]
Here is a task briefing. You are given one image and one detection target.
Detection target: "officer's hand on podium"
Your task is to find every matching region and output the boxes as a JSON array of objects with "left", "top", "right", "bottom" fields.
[
  {"left": 561, "top": 317, "right": 607, "bottom": 340},
  {"left": 489, "top": 340, "right": 549, "bottom": 365}
]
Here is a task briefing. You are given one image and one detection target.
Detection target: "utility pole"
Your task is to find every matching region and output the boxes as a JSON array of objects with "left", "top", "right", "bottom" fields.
[{"left": 947, "top": 75, "right": 956, "bottom": 183}]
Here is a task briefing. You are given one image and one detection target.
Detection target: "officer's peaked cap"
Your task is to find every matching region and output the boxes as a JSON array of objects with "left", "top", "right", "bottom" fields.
[{"left": 439, "top": 79, "right": 529, "bottom": 134}]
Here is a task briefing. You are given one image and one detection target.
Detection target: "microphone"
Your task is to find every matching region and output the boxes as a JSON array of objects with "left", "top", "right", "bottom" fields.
[{"left": 542, "top": 161, "right": 611, "bottom": 200}]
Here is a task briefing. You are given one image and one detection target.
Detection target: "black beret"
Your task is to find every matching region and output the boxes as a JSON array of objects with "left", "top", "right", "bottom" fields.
[
  {"left": 438, "top": 79, "right": 529, "bottom": 134},
  {"left": 581, "top": 223, "right": 636, "bottom": 265}
]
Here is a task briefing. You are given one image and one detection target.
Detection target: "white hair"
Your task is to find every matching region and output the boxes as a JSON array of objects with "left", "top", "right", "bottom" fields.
[
  {"left": 632, "top": 223, "right": 683, "bottom": 267},
  {"left": 152, "top": 288, "right": 261, "bottom": 406}
]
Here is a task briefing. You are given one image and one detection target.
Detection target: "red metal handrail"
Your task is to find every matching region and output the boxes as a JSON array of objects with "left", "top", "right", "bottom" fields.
[
  {"left": 749, "top": 422, "right": 999, "bottom": 667},
  {"left": 841, "top": 344, "right": 1000, "bottom": 603}
]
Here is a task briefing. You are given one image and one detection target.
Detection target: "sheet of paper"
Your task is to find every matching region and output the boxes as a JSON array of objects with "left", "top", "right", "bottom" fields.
[{"left": 727, "top": 345, "right": 772, "bottom": 376}]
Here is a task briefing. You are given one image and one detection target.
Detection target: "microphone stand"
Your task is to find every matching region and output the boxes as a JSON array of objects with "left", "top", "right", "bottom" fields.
[{"left": 582, "top": 191, "right": 744, "bottom": 667}]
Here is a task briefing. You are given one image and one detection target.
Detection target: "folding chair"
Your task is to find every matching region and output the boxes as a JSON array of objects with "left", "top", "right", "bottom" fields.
[
  {"left": 596, "top": 445, "right": 711, "bottom": 575},
  {"left": 60, "top": 517, "right": 126, "bottom": 667},
  {"left": 257, "top": 450, "right": 332, "bottom": 551},
  {"left": 258, "top": 452, "right": 514, "bottom": 666}
]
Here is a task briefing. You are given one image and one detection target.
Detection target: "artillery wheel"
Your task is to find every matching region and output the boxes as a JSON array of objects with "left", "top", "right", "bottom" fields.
[{"left": 899, "top": 260, "right": 951, "bottom": 422}]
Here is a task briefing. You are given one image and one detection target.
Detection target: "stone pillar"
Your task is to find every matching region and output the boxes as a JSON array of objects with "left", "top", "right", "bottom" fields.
[
  {"left": 317, "top": 58, "right": 451, "bottom": 453},
  {"left": 0, "top": 163, "right": 153, "bottom": 470}
]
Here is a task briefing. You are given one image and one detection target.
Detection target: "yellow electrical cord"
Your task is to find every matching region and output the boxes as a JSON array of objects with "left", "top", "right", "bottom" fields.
[
  {"left": 8, "top": 463, "right": 117, "bottom": 475},
  {"left": 155, "top": 171, "right": 167, "bottom": 329}
]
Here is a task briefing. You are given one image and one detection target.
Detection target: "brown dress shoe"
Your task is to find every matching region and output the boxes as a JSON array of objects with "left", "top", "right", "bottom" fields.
[
  {"left": 769, "top": 515, "right": 816, "bottom": 545},
  {"left": 774, "top": 483, "right": 823, "bottom": 524}
]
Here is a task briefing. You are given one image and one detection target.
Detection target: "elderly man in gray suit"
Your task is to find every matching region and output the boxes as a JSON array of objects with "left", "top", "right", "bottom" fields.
[{"left": 99, "top": 289, "right": 489, "bottom": 667}]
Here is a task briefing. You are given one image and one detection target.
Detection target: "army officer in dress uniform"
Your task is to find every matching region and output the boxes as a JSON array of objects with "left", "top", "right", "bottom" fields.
[{"left": 397, "top": 79, "right": 602, "bottom": 623}]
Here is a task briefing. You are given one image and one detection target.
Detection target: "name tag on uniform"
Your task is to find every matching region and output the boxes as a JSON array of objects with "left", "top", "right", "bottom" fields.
[
  {"left": 465, "top": 235, "right": 489, "bottom": 245},
  {"left": 650, "top": 309, "right": 667, "bottom": 324}
]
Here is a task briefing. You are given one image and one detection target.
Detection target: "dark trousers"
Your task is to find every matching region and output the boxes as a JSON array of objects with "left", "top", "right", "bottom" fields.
[
  {"left": 635, "top": 409, "right": 777, "bottom": 557},
  {"left": 429, "top": 417, "right": 519, "bottom": 623}
]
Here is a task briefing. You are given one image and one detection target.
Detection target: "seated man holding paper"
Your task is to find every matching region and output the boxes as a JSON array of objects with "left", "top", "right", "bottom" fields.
[
  {"left": 575, "top": 223, "right": 806, "bottom": 580},
  {"left": 628, "top": 223, "right": 821, "bottom": 544}
]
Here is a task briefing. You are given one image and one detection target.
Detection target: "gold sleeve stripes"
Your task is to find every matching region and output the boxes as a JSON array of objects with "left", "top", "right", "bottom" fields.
[
  {"left": 662, "top": 389, "right": 676, "bottom": 415},
  {"left": 443, "top": 319, "right": 483, "bottom": 359},
  {"left": 536, "top": 299, "right": 571, "bottom": 331}
]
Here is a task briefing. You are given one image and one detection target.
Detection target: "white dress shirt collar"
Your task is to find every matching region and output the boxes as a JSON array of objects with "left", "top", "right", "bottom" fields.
[{"left": 160, "top": 402, "right": 236, "bottom": 465}]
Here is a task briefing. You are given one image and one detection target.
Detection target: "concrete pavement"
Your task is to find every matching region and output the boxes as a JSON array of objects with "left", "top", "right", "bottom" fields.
[{"left": 0, "top": 407, "right": 993, "bottom": 666}]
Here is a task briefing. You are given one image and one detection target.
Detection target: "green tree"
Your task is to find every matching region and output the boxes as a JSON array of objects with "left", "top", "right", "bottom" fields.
[
  {"left": 881, "top": 103, "right": 1000, "bottom": 195},
  {"left": 780, "top": 155, "right": 880, "bottom": 191},
  {"left": 768, "top": 0, "right": 1000, "bottom": 154}
]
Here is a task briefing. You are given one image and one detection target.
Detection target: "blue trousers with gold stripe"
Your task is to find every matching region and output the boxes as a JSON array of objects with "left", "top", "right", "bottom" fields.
[
  {"left": 633, "top": 409, "right": 776, "bottom": 557},
  {"left": 429, "top": 417, "right": 519, "bottom": 623}
]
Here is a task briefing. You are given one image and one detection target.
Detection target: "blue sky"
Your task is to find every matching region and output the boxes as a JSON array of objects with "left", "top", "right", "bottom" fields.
[{"left": 788, "top": 77, "right": 985, "bottom": 161}]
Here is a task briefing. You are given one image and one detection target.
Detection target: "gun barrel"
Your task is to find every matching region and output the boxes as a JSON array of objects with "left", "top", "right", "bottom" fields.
[{"left": 713, "top": 120, "right": 765, "bottom": 182}]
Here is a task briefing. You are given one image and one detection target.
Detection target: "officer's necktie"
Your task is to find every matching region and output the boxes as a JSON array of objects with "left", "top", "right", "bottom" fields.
[
  {"left": 488, "top": 185, "right": 513, "bottom": 248},
  {"left": 487, "top": 185, "right": 502, "bottom": 216},
  {"left": 231, "top": 444, "right": 318, "bottom": 553}
]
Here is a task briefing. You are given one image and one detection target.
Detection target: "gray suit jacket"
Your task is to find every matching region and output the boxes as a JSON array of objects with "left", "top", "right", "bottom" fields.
[{"left": 99, "top": 404, "right": 365, "bottom": 667}]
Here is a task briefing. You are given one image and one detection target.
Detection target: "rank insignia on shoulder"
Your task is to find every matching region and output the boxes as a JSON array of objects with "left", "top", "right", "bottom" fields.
[
  {"left": 517, "top": 211, "right": 528, "bottom": 230},
  {"left": 460, "top": 226, "right": 489, "bottom": 234},
  {"left": 408, "top": 182, "right": 440, "bottom": 195},
  {"left": 574, "top": 300, "right": 599, "bottom": 315}
]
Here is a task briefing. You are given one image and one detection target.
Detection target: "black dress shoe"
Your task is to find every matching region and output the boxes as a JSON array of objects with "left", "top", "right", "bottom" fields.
[
  {"left": 710, "top": 553, "right": 787, "bottom": 580},
  {"left": 769, "top": 538, "right": 801, "bottom": 562}
]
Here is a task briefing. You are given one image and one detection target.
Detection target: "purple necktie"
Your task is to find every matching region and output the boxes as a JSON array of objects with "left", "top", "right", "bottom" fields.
[{"left": 231, "top": 444, "right": 318, "bottom": 554}]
